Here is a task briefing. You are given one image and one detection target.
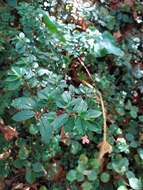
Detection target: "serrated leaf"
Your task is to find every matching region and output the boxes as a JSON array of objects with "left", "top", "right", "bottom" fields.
[
  {"left": 12, "top": 97, "right": 36, "bottom": 110},
  {"left": 62, "top": 91, "right": 71, "bottom": 103},
  {"left": 12, "top": 110, "right": 35, "bottom": 121},
  {"left": 73, "top": 99, "right": 88, "bottom": 113}
]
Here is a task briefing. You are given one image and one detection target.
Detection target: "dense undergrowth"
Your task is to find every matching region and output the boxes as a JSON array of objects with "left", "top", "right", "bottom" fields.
[{"left": 0, "top": 0, "right": 143, "bottom": 189}]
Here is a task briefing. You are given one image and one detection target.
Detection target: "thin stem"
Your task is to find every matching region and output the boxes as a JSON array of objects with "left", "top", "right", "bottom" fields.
[{"left": 79, "top": 60, "right": 107, "bottom": 142}]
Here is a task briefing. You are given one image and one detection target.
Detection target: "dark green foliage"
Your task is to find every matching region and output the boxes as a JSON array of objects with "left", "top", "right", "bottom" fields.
[{"left": 0, "top": 0, "right": 143, "bottom": 189}]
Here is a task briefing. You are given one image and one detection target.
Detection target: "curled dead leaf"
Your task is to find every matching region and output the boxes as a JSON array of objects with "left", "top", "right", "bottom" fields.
[
  {"left": 0, "top": 119, "right": 18, "bottom": 141},
  {"left": 98, "top": 140, "right": 112, "bottom": 164},
  {"left": 0, "top": 149, "right": 11, "bottom": 160},
  {"left": 60, "top": 126, "right": 70, "bottom": 144},
  {"left": 3, "top": 126, "right": 18, "bottom": 141},
  {"left": 12, "top": 183, "right": 24, "bottom": 190}
]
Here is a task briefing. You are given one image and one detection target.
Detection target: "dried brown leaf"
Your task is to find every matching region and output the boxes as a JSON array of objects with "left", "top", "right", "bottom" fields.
[
  {"left": 60, "top": 126, "right": 70, "bottom": 144},
  {"left": 0, "top": 119, "right": 18, "bottom": 141},
  {"left": 0, "top": 149, "right": 11, "bottom": 160},
  {"left": 98, "top": 140, "right": 112, "bottom": 164},
  {"left": 3, "top": 126, "right": 18, "bottom": 141}
]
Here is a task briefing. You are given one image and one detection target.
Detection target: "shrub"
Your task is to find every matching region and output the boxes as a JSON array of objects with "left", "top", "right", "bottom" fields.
[{"left": 0, "top": 0, "right": 142, "bottom": 189}]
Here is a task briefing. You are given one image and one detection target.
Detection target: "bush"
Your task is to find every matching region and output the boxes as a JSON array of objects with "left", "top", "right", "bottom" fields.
[{"left": 0, "top": 0, "right": 143, "bottom": 189}]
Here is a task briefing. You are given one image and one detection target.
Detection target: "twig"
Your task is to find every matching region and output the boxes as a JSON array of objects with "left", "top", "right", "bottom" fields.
[
  {"left": 79, "top": 59, "right": 107, "bottom": 142},
  {"left": 97, "top": 91, "right": 107, "bottom": 141}
]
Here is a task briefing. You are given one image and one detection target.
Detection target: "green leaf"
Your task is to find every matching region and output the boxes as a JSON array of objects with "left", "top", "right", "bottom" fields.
[
  {"left": 12, "top": 110, "right": 35, "bottom": 121},
  {"left": 85, "top": 121, "right": 101, "bottom": 133},
  {"left": 100, "top": 172, "right": 110, "bottom": 183},
  {"left": 87, "top": 170, "right": 97, "bottom": 181},
  {"left": 74, "top": 117, "right": 85, "bottom": 135},
  {"left": 138, "top": 148, "right": 143, "bottom": 160},
  {"left": 112, "top": 157, "right": 129, "bottom": 174},
  {"left": 62, "top": 91, "right": 71, "bottom": 103},
  {"left": 10, "top": 66, "right": 25, "bottom": 78},
  {"left": 6, "top": 0, "right": 17, "bottom": 7},
  {"left": 70, "top": 141, "right": 82, "bottom": 154},
  {"left": 128, "top": 177, "right": 142, "bottom": 190},
  {"left": 130, "top": 106, "right": 138, "bottom": 119},
  {"left": 138, "top": 116, "right": 143, "bottom": 122},
  {"left": 66, "top": 170, "right": 77, "bottom": 182},
  {"left": 0, "top": 160, "right": 10, "bottom": 177},
  {"left": 39, "top": 186, "right": 48, "bottom": 190},
  {"left": 18, "top": 146, "right": 29, "bottom": 160},
  {"left": 125, "top": 133, "right": 134, "bottom": 141},
  {"left": 29, "top": 125, "right": 39, "bottom": 135},
  {"left": 43, "top": 14, "right": 59, "bottom": 33},
  {"left": 82, "top": 182, "right": 93, "bottom": 190},
  {"left": 89, "top": 159, "right": 100, "bottom": 170},
  {"left": 73, "top": 98, "right": 88, "bottom": 113},
  {"left": 12, "top": 97, "right": 36, "bottom": 110},
  {"left": 53, "top": 113, "right": 69, "bottom": 130},
  {"left": 13, "top": 159, "right": 24, "bottom": 169},
  {"left": 102, "top": 31, "right": 124, "bottom": 57},
  {"left": 32, "top": 162, "right": 44, "bottom": 173},
  {"left": 85, "top": 109, "right": 102, "bottom": 120},
  {"left": 76, "top": 172, "right": 84, "bottom": 182},
  {"left": 25, "top": 169, "right": 36, "bottom": 184},
  {"left": 38, "top": 87, "right": 60, "bottom": 101},
  {"left": 79, "top": 154, "right": 88, "bottom": 164},
  {"left": 77, "top": 163, "right": 87, "bottom": 173},
  {"left": 117, "top": 186, "right": 128, "bottom": 190},
  {"left": 39, "top": 116, "right": 53, "bottom": 144},
  {"left": 6, "top": 80, "right": 22, "bottom": 90},
  {"left": 43, "top": 14, "right": 65, "bottom": 42}
]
